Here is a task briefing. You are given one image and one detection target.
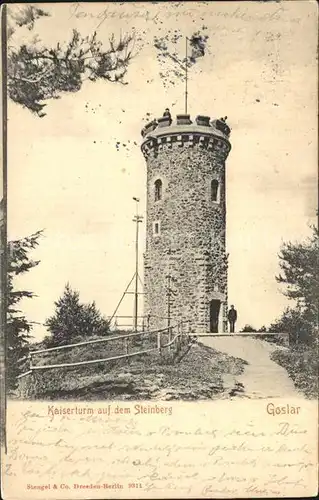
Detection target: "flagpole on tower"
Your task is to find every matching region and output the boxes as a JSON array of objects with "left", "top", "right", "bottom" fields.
[{"left": 185, "top": 36, "right": 188, "bottom": 114}]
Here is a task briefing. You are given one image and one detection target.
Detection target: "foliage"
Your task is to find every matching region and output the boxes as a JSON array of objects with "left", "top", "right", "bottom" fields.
[
  {"left": 268, "top": 224, "right": 318, "bottom": 398},
  {"left": 240, "top": 325, "right": 257, "bottom": 332},
  {"left": 268, "top": 306, "right": 317, "bottom": 346},
  {"left": 45, "top": 284, "right": 110, "bottom": 345},
  {"left": 271, "top": 344, "right": 318, "bottom": 399},
  {"left": 7, "top": 6, "right": 135, "bottom": 116},
  {"left": 273, "top": 225, "right": 318, "bottom": 345},
  {"left": 154, "top": 29, "right": 209, "bottom": 89},
  {"left": 8, "top": 5, "right": 49, "bottom": 36},
  {"left": 7, "top": 230, "right": 43, "bottom": 391},
  {"left": 8, "top": 6, "right": 212, "bottom": 115},
  {"left": 276, "top": 225, "right": 318, "bottom": 322},
  {"left": 240, "top": 325, "right": 267, "bottom": 333}
]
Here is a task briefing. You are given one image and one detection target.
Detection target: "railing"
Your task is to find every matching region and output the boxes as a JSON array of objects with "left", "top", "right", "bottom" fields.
[
  {"left": 108, "top": 314, "right": 172, "bottom": 331},
  {"left": 16, "top": 324, "right": 290, "bottom": 380},
  {"left": 17, "top": 320, "right": 192, "bottom": 378},
  {"left": 194, "top": 331, "right": 290, "bottom": 347}
]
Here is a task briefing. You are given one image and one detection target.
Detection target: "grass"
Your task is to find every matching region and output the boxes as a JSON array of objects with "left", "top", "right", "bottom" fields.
[
  {"left": 271, "top": 343, "right": 318, "bottom": 399},
  {"left": 16, "top": 332, "right": 247, "bottom": 401}
]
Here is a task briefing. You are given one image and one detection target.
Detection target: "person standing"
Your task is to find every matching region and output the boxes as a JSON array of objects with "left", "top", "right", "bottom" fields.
[
  {"left": 163, "top": 107, "right": 172, "bottom": 124},
  {"left": 228, "top": 305, "right": 237, "bottom": 333}
]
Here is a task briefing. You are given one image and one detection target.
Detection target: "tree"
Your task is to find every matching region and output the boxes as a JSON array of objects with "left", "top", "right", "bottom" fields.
[
  {"left": 7, "top": 230, "right": 43, "bottom": 391},
  {"left": 45, "top": 283, "right": 109, "bottom": 345},
  {"left": 7, "top": 5, "right": 49, "bottom": 35},
  {"left": 277, "top": 225, "right": 318, "bottom": 323},
  {"left": 274, "top": 225, "right": 318, "bottom": 345},
  {"left": 7, "top": 6, "right": 135, "bottom": 116}
]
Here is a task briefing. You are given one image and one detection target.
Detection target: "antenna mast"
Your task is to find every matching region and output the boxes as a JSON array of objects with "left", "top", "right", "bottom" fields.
[
  {"left": 185, "top": 36, "right": 188, "bottom": 114},
  {"left": 132, "top": 197, "right": 143, "bottom": 332}
]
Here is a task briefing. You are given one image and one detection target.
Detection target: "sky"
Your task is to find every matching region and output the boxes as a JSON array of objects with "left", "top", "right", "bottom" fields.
[{"left": 7, "top": 1, "right": 318, "bottom": 340}]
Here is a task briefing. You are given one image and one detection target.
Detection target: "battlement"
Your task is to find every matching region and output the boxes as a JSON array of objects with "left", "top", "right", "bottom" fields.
[
  {"left": 142, "top": 113, "right": 231, "bottom": 138},
  {"left": 141, "top": 113, "right": 231, "bottom": 159}
]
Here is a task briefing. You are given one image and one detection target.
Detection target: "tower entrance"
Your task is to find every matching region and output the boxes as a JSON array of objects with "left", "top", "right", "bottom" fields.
[{"left": 209, "top": 300, "right": 220, "bottom": 333}]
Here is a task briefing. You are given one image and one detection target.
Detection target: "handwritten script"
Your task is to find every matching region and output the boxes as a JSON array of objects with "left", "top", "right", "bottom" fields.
[
  {"left": 68, "top": 2, "right": 300, "bottom": 32},
  {"left": 3, "top": 400, "right": 318, "bottom": 498}
]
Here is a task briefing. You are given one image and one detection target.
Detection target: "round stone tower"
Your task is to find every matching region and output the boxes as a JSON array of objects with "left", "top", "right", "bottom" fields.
[{"left": 141, "top": 113, "right": 231, "bottom": 333}]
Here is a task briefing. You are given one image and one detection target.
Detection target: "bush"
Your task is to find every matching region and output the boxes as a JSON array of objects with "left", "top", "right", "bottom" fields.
[
  {"left": 41, "top": 335, "right": 56, "bottom": 349},
  {"left": 45, "top": 284, "right": 110, "bottom": 346},
  {"left": 271, "top": 343, "right": 318, "bottom": 399}
]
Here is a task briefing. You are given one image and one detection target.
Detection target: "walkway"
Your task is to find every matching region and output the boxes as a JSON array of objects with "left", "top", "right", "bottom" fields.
[{"left": 201, "top": 335, "right": 303, "bottom": 399}]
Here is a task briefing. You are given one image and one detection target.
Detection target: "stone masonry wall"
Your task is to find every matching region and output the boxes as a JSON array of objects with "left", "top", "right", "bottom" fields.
[{"left": 142, "top": 124, "right": 231, "bottom": 333}]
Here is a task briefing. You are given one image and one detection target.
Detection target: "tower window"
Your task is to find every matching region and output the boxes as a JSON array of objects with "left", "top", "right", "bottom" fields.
[
  {"left": 211, "top": 179, "right": 219, "bottom": 202},
  {"left": 153, "top": 221, "right": 161, "bottom": 236},
  {"left": 154, "top": 179, "right": 162, "bottom": 201}
]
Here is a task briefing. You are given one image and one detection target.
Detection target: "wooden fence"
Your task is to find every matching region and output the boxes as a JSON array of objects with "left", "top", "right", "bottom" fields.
[
  {"left": 17, "top": 323, "right": 289, "bottom": 380},
  {"left": 17, "top": 320, "right": 192, "bottom": 378}
]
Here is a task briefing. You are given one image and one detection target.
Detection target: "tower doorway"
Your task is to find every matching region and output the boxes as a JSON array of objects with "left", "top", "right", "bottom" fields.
[{"left": 209, "top": 300, "right": 220, "bottom": 333}]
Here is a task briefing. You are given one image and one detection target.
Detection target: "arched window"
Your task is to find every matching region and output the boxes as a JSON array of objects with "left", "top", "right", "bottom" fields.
[
  {"left": 211, "top": 179, "right": 219, "bottom": 202},
  {"left": 154, "top": 179, "right": 162, "bottom": 201}
]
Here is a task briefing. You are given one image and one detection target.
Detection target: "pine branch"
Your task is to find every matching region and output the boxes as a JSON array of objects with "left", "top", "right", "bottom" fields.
[{"left": 8, "top": 28, "right": 135, "bottom": 116}]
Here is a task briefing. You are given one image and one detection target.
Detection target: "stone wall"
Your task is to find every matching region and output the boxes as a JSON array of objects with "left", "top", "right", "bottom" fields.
[{"left": 142, "top": 117, "right": 231, "bottom": 333}]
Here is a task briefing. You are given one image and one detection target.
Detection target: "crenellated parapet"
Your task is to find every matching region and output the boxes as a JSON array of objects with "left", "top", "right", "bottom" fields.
[{"left": 141, "top": 113, "right": 231, "bottom": 160}]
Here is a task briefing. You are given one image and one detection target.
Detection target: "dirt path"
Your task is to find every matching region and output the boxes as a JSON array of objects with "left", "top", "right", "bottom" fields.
[{"left": 201, "top": 336, "right": 304, "bottom": 399}]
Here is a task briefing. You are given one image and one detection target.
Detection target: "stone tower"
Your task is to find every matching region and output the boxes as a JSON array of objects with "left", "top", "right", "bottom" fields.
[{"left": 141, "top": 113, "right": 231, "bottom": 333}]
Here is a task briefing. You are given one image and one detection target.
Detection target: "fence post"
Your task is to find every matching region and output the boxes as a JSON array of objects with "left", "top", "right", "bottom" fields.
[
  {"left": 125, "top": 337, "right": 129, "bottom": 363},
  {"left": 147, "top": 314, "right": 150, "bottom": 331},
  {"left": 29, "top": 352, "right": 33, "bottom": 370},
  {"left": 187, "top": 320, "right": 191, "bottom": 343},
  {"left": 114, "top": 316, "right": 118, "bottom": 332},
  {"left": 157, "top": 330, "right": 161, "bottom": 355},
  {"left": 176, "top": 322, "right": 181, "bottom": 353}
]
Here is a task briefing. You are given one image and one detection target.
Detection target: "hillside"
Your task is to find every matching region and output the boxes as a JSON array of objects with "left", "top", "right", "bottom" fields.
[
  {"left": 17, "top": 333, "right": 247, "bottom": 401},
  {"left": 271, "top": 344, "right": 318, "bottom": 399}
]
